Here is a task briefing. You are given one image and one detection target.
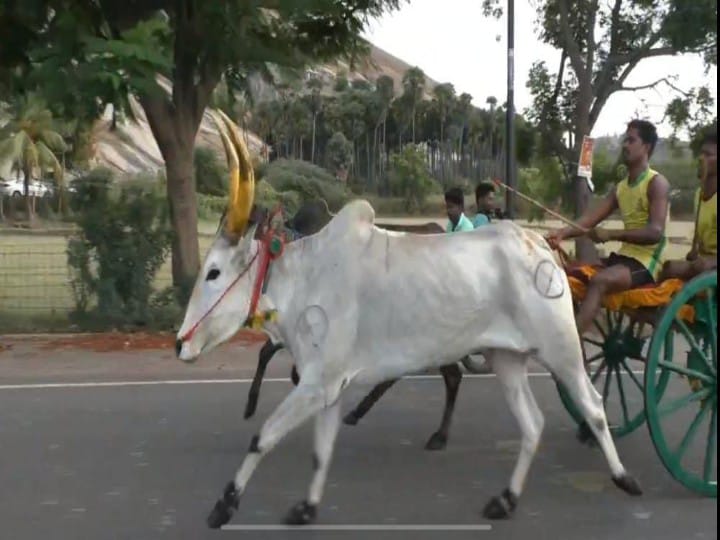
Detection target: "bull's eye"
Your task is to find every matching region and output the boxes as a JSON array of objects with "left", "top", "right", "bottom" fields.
[{"left": 206, "top": 268, "right": 220, "bottom": 281}]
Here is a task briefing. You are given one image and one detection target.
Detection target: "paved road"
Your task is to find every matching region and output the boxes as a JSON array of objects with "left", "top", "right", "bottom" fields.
[{"left": 0, "top": 340, "right": 716, "bottom": 540}]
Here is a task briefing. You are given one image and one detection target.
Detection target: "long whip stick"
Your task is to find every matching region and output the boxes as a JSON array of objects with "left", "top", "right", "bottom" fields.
[{"left": 493, "top": 179, "right": 589, "bottom": 233}]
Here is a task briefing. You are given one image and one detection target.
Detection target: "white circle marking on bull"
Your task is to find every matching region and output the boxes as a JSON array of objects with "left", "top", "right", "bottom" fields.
[{"left": 533, "top": 259, "right": 565, "bottom": 299}]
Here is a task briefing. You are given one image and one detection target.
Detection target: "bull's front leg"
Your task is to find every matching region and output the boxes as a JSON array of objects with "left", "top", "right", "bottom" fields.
[
  {"left": 285, "top": 399, "right": 342, "bottom": 525},
  {"left": 207, "top": 382, "right": 326, "bottom": 529},
  {"left": 244, "top": 339, "right": 283, "bottom": 419}
]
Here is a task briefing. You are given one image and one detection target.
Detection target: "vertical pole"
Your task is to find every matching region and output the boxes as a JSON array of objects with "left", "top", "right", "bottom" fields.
[{"left": 505, "top": 0, "right": 516, "bottom": 219}]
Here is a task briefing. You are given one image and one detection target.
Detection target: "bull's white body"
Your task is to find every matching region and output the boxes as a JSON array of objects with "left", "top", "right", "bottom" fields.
[
  {"left": 259, "top": 200, "right": 574, "bottom": 391},
  {"left": 177, "top": 199, "right": 637, "bottom": 526}
]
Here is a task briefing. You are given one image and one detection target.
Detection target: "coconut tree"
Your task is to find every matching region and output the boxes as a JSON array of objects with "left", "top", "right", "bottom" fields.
[{"left": 0, "top": 93, "right": 67, "bottom": 221}]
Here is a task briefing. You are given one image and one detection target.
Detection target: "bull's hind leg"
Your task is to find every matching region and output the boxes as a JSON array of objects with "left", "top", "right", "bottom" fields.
[
  {"left": 244, "top": 340, "right": 283, "bottom": 419},
  {"left": 543, "top": 341, "right": 642, "bottom": 497},
  {"left": 343, "top": 378, "right": 397, "bottom": 426},
  {"left": 207, "top": 381, "right": 326, "bottom": 529},
  {"left": 286, "top": 399, "right": 342, "bottom": 525},
  {"left": 482, "top": 351, "right": 544, "bottom": 519},
  {"left": 425, "top": 363, "right": 463, "bottom": 451}
]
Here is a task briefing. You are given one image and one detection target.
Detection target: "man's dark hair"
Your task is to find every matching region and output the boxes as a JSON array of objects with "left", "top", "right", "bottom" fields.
[
  {"left": 702, "top": 130, "right": 717, "bottom": 147},
  {"left": 444, "top": 187, "right": 465, "bottom": 207},
  {"left": 475, "top": 181, "right": 495, "bottom": 201},
  {"left": 627, "top": 119, "right": 659, "bottom": 156}
]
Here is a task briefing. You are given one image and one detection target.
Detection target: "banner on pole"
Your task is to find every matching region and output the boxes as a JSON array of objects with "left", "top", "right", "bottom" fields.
[{"left": 577, "top": 136, "right": 595, "bottom": 191}]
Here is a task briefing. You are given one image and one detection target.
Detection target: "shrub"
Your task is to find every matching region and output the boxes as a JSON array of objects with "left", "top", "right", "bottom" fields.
[
  {"left": 262, "top": 158, "right": 351, "bottom": 211},
  {"left": 66, "top": 172, "right": 175, "bottom": 329},
  {"left": 195, "top": 146, "right": 228, "bottom": 196},
  {"left": 388, "top": 144, "right": 439, "bottom": 214}
]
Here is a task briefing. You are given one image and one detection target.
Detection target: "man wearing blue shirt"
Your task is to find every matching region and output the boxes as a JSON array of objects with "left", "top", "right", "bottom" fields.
[
  {"left": 472, "top": 181, "right": 497, "bottom": 228},
  {"left": 445, "top": 187, "right": 475, "bottom": 233}
]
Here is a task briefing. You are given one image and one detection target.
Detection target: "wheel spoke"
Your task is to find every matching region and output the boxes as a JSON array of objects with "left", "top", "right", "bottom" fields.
[
  {"left": 657, "top": 360, "right": 714, "bottom": 385},
  {"left": 657, "top": 387, "right": 712, "bottom": 418},
  {"left": 705, "top": 289, "right": 717, "bottom": 369},
  {"left": 674, "top": 399, "right": 711, "bottom": 463},
  {"left": 590, "top": 360, "right": 607, "bottom": 384},
  {"left": 674, "top": 317, "right": 716, "bottom": 376},
  {"left": 614, "top": 365, "right": 630, "bottom": 426},
  {"left": 621, "top": 359, "right": 644, "bottom": 392},
  {"left": 584, "top": 337, "right": 604, "bottom": 348},
  {"left": 602, "top": 365, "right": 612, "bottom": 405},
  {"left": 704, "top": 403, "right": 717, "bottom": 483},
  {"left": 593, "top": 318, "right": 608, "bottom": 339},
  {"left": 586, "top": 351, "right": 605, "bottom": 364}
]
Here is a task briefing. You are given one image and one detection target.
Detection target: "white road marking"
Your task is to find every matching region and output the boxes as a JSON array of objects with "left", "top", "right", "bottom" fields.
[
  {"left": 221, "top": 524, "right": 492, "bottom": 531},
  {"left": 0, "top": 371, "right": 648, "bottom": 391}
]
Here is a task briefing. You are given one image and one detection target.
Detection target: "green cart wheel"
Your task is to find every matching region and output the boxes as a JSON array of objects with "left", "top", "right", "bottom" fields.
[
  {"left": 557, "top": 308, "right": 670, "bottom": 438},
  {"left": 645, "top": 270, "right": 717, "bottom": 497}
]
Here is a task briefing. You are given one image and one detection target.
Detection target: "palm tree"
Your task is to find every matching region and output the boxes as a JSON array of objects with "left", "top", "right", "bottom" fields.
[
  {"left": 433, "top": 83, "right": 456, "bottom": 184},
  {"left": 306, "top": 76, "right": 324, "bottom": 163},
  {"left": 401, "top": 67, "right": 426, "bottom": 144},
  {"left": 0, "top": 93, "right": 67, "bottom": 221}
]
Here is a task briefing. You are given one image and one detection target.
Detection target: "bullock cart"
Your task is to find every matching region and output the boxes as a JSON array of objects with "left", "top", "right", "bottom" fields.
[{"left": 554, "top": 252, "right": 717, "bottom": 498}]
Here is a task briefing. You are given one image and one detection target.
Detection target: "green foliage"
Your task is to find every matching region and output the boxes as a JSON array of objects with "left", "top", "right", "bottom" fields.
[
  {"left": 66, "top": 169, "right": 174, "bottom": 329},
  {"left": 325, "top": 132, "right": 354, "bottom": 172},
  {"left": 388, "top": 144, "right": 439, "bottom": 214},
  {"left": 262, "top": 158, "right": 351, "bottom": 211},
  {"left": 194, "top": 146, "right": 227, "bottom": 196},
  {"left": 492, "top": 0, "right": 718, "bottom": 221},
  {"left": 518, "top": 156, "right": 567, "bottom": 222}
]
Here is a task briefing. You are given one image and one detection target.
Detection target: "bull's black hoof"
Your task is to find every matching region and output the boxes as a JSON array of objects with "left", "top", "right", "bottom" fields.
[
  {"left": 206, "top": 481, "right": 240, "bottom": 529},
  {"left": 612, "top": 474, "right": 643, "bottom": 496},
  {"left": 284, "top": 500, "right": 317, "bottom": 525},
  {"left": 481, "top": 488, "right": 517, "bottom": 520},
  {"left": 424, "top": 432, "right": 447, "bottom": 451},
  {"left": 343, "top": 412, "right": 360, "bottom": 426}
]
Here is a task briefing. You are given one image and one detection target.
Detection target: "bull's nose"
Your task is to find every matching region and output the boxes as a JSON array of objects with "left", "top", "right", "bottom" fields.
[{"left": 175, "top": 339, "right": 183, "bottom": 358}]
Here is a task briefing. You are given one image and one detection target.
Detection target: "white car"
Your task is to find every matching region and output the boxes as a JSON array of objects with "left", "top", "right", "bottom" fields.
[{"left": 0, "top": 177, "right": 53, "bottom": 198}]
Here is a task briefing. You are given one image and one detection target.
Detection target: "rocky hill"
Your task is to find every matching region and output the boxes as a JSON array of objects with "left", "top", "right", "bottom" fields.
[{"left": 85, "top": 44, "right": 441, "bottom": 177}]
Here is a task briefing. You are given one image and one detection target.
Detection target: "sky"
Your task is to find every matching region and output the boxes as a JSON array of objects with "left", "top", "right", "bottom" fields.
[{"left": 361, "top": 0, "right": 717, "bottom": 139}]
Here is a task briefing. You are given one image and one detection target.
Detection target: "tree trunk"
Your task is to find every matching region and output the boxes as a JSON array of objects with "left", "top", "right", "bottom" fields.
[
  {"left": 366, "top": 132, "right": 371, "bottom": 190},
  {"left": 372, "top": 125, "right": 379, "bottom": 193},
  {"left": 23, "top": 166, "right": 36, "bottom": 224},
  {"left": 311, "top": 114, "right": 317, "bottom": 164},
  {"left": 572, "top": 83, "right": 599, "bottom": 263},
  {"left": 165, "top": 148, "right": 200, "bottom": 297},
  {"left": 140, "top": 98, "right": 203, "bottom": 299}
]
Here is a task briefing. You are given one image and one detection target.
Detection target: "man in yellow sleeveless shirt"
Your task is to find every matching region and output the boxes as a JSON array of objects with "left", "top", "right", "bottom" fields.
[
  {"left": 546, "top": 119, "right": 671, "bottom": 334},
  {"left": 661, "top": 131, "right": 717, "bottom": 280}
]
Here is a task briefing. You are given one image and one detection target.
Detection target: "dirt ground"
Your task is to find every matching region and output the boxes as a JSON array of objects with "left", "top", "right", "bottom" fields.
[{"left": 0, "top": 330, "right": 275, "bottom": 385}]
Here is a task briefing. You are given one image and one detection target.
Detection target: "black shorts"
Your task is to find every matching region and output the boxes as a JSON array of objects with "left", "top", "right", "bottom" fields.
[{"left": 601, "top": 252, "right": 654, "bottom": 288}]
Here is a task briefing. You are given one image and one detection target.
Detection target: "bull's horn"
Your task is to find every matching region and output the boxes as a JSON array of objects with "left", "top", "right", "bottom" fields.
[
  {"left": 209, "top": 111, "right": 241, "bottom": 236},
  {"left": 216, "top": 109, "right": 255, "bottom": 236}
]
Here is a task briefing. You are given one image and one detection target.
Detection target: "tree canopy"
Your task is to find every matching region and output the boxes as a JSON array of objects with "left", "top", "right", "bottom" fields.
[
  {"left": 483, "top": 0, "right": 717, "bottom": 260},
  {"left": 1, "top": 0, "right": 405, "bottom": 291}
]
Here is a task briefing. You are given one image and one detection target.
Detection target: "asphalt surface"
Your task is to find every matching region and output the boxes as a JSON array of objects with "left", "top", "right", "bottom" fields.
[{"left": 0, "top": 340, "right": 717, "bottom": 540}]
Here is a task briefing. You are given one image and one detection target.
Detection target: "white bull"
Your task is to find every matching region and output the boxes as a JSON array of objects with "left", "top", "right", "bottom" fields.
[{"left": 176, "top": 110, "right": 642, "bottom": 529}]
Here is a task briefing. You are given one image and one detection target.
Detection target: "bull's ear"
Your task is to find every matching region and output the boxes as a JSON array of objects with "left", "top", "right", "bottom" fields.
[{"left": 233, "top": 223, "right": 258, "bottom": 264}]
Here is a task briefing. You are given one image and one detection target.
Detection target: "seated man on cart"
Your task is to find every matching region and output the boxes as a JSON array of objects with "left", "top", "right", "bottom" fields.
[
  {"left": 660, "top": 131, "right": 717, "bottom": 282},
  {"left": 546, "top": 119, "right": 671, "bottom": 335}
]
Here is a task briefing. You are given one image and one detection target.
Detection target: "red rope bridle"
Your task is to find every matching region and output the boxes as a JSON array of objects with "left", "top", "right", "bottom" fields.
[{"left": 178, "top": 205, "right": 286, "bottom": 344}]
